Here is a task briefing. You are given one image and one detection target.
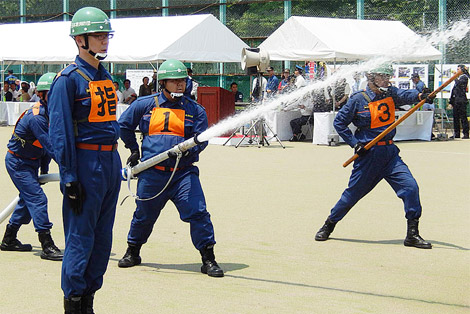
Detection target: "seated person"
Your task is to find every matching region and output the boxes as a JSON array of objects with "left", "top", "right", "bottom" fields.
[
  {"left": 230, "top": 82, "right": 244, "bottom": 102},
  {"left": 122, "top": 79, "right": 137, "bottom": 105},
  {"left": 3, "top": 81, "right": 13, "bottom": 101},
  {"left": 289, "top": 100, "right": 313, "bottom": 142}
]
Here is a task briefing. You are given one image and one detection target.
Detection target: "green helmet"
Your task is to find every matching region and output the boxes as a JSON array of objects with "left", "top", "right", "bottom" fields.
[
  {"left": 157, "top": 59, "right": 188, "bottom": 80},
  {"left": 70, "top": 7, "right": 113, "bottom": 37},
  {"left": 369, "top": 64, "right": 394, "bottom": 76},
  {"left": 36, "top": 72, "right": 56, "bottom": 92}
]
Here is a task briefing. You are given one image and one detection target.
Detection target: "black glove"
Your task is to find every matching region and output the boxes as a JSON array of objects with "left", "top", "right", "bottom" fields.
[
  {"left": 354, "top": 142, "right": 368, "bottom": 157},
  {"left": 65, "top": 181, "right": 85, "bottom": 215},
  {"left": 127, "top": 149, "right": 140, "bottom": 167},
  {"left": 168, "top": 149, "right": 189, "bottom": 159},
  {"left": 419, "top": 92, "right": 435, "bottom": 104}
]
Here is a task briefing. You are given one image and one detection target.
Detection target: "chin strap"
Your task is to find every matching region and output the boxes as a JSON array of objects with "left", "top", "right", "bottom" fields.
[
  {"left": 164, "top": 88, "right": 184, "bottom": 99},
  {"left": 80, "top": 34, "right": 107, "bottom": 61}
]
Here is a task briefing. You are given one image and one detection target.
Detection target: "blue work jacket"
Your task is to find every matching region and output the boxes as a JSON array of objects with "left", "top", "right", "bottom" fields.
[
  {"left": 119, "top": 92, "right": 208, "bottom": 169},
  {"left": 334, "top": 85, "right": 419, "bottom": 147},
  {"left": 48, "top": 56, "right": 120, "bottom": 183}
]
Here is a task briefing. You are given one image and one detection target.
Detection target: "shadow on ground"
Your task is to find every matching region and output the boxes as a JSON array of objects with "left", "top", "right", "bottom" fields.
[{"left": 330, "top": 238, "right": 469, "bottom": 250}]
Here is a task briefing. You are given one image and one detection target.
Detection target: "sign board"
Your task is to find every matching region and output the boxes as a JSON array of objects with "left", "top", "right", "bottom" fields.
[
  {"left": 434, "top": 64, "right": 470, "bottom": 99},
  {"left": 125, "top": 69, "right": 155, "bottom": 95},
  {"left": 391, "top": 64, "right": 428, "bottom": 90}
]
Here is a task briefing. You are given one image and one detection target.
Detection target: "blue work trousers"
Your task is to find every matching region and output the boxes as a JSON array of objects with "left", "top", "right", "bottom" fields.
[
  {"left": 329, "top": 145, "right": 422, "bottom": 223},
  {"left": 127, "top": 165, "right": 215, "bottom": 251},
  {"left": 61, "top": 149, "right": 121, "bottom": 298},
  {"left": 5, "top": 152, "right": 52, "bottom": 232}
]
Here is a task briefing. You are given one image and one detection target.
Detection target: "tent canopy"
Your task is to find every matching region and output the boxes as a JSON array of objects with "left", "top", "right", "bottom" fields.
[
  {"left": 259, "top": 16, "right": 442, "bottom": 62},
  {"left": 0, "top": 14, "right": 248, "bottom": 64}
]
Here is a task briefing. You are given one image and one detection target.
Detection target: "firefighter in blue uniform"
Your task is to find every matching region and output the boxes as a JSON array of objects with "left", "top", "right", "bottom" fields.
[
  {"left": 47, "top": 7, "right": 121, "bottom": 313},
  {"left": 2, "top": 72, "right": 63, "bottom": 261},
  {"left": 314, "top": 65, "right": 434, "bottom": 249},
  {"left": 118, "top": 59, "right": 224, "bottom": 277}
]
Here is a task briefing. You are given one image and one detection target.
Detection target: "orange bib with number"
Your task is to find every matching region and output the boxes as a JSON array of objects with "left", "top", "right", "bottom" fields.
[
  {"left": 88, "top": 80, "right": 118, "bottom": 122},
  {"left": 148, "top": 107, "right": 185, "bottom": 137},
  {"left": 368, "top": 97, "right": 395, "bottom": 129}
]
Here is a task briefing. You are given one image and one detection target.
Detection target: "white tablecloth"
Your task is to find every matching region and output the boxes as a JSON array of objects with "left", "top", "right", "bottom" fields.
[
  {"left": 0, "top": 102, "right": 130, "bottom": 125},
  {"left": 313, "top": 111, "right": 434, "bottom": 145},
  {"left": 263, "top": 110, "right": 301, "bottom": 141}
]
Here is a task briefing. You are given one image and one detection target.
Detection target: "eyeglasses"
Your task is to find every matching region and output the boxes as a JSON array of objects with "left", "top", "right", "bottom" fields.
[{"left": 88, "top": 33, "right": 114, "bottom": 40}]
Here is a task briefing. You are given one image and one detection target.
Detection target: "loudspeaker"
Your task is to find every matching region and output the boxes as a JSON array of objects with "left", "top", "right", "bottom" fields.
[{"left": 241, "top": 48, "right": 270, "bottom": 73}]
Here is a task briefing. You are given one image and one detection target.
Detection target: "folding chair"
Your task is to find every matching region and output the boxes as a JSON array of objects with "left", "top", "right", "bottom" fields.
[
  {"left": 433, "top": 108, "right": 452, "bottom": 138},
  {"left": 301, "top": 114, "right": 314, "bottom": 140}
]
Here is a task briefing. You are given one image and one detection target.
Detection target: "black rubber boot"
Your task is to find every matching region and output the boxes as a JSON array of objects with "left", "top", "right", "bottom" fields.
[
  {"left": 315, "top": 217, "right": 337, "bottom": 241},
  {"left": 118, "top": 243, "right": 142, "bottom": 268},
  {"left": 200, "top": 245, "right": 224, "bottom": 277},
  {"left": 404, "top": 219, "right": 432, "bottom": 249},
  {"left": 64, "top": 297, "right": 81, "bottom": 314},
  {"left": 0, "top": 224, "right": 32, "bottom": 251},
  {"left": 38, "top": 230, "right": 63, "bottom": 261},
  {"left": 81, "top": 293, "right": 95, "bottom": 314}
]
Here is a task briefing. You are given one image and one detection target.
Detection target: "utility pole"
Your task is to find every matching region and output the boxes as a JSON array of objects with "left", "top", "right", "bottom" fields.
[
  {"left": 219, "top": 0, "right": 227, "bottom": 88},
  {"left": 284, "top": 1, "right": 291, "bottom": 70},
  {"left": 162, "top": 0, "right": 169, "bottom": 16},
  {"left": 357, "top": 0, "right": 364, "bottom": 19}
]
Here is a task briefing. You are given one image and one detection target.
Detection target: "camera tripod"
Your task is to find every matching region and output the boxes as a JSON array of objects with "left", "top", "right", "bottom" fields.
[{"left": 223, "top": 116, "right": 285, "bottom": 148}]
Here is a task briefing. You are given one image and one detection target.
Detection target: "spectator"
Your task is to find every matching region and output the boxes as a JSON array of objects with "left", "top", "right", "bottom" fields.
[
  {"left": 29, "top": 88, "right": 41, "bottom": 103},
  {"left": 138, "top": 76, "right": 152, "bottom": 97},
  {"left": 288, "top": 66, "right": 311, "bottom": 141},
  {"left": 332, "top": 78, "right": 350, "bottom": 110},
  {"left": 114, "top": 81, "right": 123, "bottom": 103},
  {"left": 294, "top": 65, "right": 306, "bottom": 89},
  {"left": 411, "top": 73, "right": 425, "bottom": 92},
  {"left": 19, "top": 82, "right": 31, "bottom": 102},
  {"left": 5, "top": 70, "right": 17, "bottom": 85},
  {"left": 265, "top": 66, "right": 279, "bottom": 97},
  {"left": 150, "top": 72, "right": 158, "bottom": 93},
  {"left": 230, "top": 82, "right": 244, "bottom": 102},
  {"left": 411, "top": 73, "right": 433, "bottom": 111},
  {"left": 185, "top": 68, "right": 198, "bottom": 100},
  {"left": 10, "top": 82, "right": 20, "bottom": 101},
  {"left": 122, "top": 79, "right": 137, "bottom": 105},
  {"left": 3, "top": 81, "right": 13, "bottom": 101},
  {"left": 278, "top": 68, "right": 293, "bottom": 94},
  {"left": 350, "top": 72, "right": 362, "bottom": 94},
  {"left": 251, "top": 74, "right": 267, "bottom": 102},
  {"left": 449, "top": 64, "right": 469, "bottom": 139}
]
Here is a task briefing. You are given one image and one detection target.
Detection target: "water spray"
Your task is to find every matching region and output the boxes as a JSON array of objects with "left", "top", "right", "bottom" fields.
[{"left": 0, "top": 173, "right": 60, "bottom": 225}]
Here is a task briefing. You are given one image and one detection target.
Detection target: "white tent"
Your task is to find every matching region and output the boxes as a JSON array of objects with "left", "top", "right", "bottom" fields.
[
  {"left": 0, "top": 14, "right": 248, "bottom": 64},
  {"left": 259, "top": 16, "right": 442, "bottom": 62}
]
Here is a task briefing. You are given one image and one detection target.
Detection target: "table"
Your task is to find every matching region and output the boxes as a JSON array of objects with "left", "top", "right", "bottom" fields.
[
  {"left": 0, "top": 102, "right": 130, "bottom": 125},
  {"left": 313, "top": 111, "right": 434, "bottom": 145},
  {"left": 263, "top": 110, "right": 301, "bottom": 141}
]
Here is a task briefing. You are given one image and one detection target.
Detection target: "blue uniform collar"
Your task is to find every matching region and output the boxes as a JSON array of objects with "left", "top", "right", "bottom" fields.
[
  {"left": 74, "top": 55, "right": 106, "bottom": 80},
  {"left": 157, "top": 92, "right": 185, "bottom": 108}
]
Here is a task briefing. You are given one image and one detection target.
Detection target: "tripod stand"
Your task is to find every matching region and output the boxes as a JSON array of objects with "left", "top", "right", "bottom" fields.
[{"left": 223, "top": 73, "right": 285, "bottom": 148}]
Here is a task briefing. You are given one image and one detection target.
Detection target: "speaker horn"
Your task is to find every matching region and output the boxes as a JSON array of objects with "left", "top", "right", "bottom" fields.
[{"left": 241, "top": 48, "right": 270, "bottom": 72}]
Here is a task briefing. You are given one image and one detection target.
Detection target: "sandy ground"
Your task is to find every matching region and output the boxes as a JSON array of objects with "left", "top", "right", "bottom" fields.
[{"left": 0, "top": 125, "right": 468, "bottom": 314}]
